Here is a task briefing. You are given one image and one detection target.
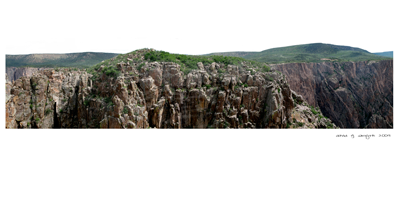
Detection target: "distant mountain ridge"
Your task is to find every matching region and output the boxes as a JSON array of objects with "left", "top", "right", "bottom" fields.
[
  {"left": 373, "top": 51, "right": 393, "bottom": 58},
  {"left": 205, "top": 43, "right": 391, "bottom": 64},
  {"left": 6, "top": 44, "right": 391, "bottom": 68},
  {"left": 206, "top": 51, "right": 257, "bottom": 58},
  {"left": 6, "top": 52, "right": 119, "bottom": 68}
]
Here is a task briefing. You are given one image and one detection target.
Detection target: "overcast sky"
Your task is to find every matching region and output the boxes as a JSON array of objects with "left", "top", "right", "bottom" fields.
[{"left": 3, "top": 0, "right": 397, "bottom": 55}]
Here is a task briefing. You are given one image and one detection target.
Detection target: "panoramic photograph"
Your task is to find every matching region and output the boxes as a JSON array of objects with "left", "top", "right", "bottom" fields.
[
  {"left": 5, "top": 43, "right": 393, "bottom": 129},
  {"left": 2, "top": 1, "right": 398, "bottom": 206}
]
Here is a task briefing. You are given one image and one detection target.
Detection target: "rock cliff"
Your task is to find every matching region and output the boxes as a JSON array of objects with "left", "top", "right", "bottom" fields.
[
  {"left": 6, "top": 67, "right": 48, "bottom": 82},
  {"left": 272, "top": 60, "right": 393, "bottom": 128},
  {"left": 5, "top": 50, "right": 337, "bottom": 129}
]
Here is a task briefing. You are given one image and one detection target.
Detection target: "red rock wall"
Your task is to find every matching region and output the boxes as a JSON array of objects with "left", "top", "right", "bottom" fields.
[{"left": 273, "top": 60, "right": 393, "bottom": 128}]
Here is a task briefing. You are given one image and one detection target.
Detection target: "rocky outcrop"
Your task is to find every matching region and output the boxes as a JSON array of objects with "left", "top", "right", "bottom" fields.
[
  {"left": 6, "top": 67, "right": 49, "bottom": 82},
  {"left": 273, "top": 60, "right": 393, "bottom": 128},
  {"left": 6, "top": 55, "right": 337, "bottom": 129}
]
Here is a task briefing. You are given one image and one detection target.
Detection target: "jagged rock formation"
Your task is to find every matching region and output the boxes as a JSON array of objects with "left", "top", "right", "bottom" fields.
[
  {"left": 5, "top": 51, "right": 337, "bottom": 129},
  {"left": 272, "top": 60, "right": 393, "bottom": 128},
  {"left": 6, "top": 67, "right": 48, "bottom": 82}
]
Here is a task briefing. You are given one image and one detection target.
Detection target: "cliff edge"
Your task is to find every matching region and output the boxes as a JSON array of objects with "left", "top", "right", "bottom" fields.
[{"left": 6, "top": 49, "right": 337, "bottom": 129}]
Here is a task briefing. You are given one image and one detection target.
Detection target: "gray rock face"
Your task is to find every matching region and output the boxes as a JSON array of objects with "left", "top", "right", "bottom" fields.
[
  {"left": 273, "top": 60, "right": 393, "bottom": 128},
  {"left": 6, "top": 67, "right": 48, "bottom": 82},
  {"left": 6, "top": 61, "right": 337, "bottom": 129}
]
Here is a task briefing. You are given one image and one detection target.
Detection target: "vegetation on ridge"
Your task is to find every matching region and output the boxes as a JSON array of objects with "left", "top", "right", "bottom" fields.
[
  {"left": 6, "top": 52, "right": 119, "bottom": 68},
  {"left": 143, "top": 50, "right": 267, "bottom": 74},
  {"left": 373, "top": 51, "right": 393, "bottom": 58},
  {"left": 206, "top": 43, "right": 392, "bottom": 64},
  {"left": 86, "top": 49, "right": 270, "bottom": 78},
  {"left": 6, "top": 44, "right": 391, "bottom": 70}
]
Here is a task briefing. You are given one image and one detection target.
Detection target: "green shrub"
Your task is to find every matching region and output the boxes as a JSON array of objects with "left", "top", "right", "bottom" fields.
[
  {"left": 262, "top": 65, "right": 271, "bottom": 72},
  {"left": 181, "top": 68, "right": 191, "bottom": 75},
  {"left": 137, "top": 63, "right": 145, "bottom": 71},
  {"left": 123, "top": 107, "right": 129, "bottom": 114},
  {"left": 297, "top": 122, "right": 304, "bottom": 127},
  {"left": 84, "top": 99, "right": 90, "bottom": 106},
  {"left": 327, "top": 121, "right": 334, "bottom": 129},
  {"left": 265, "top": 75, "right": 274, "bottom": 81},
  {"left": 311, "top": 108, "right": 318, "bottom": 115},
  {"left": 35, "top": 117, "right": 40, "bottom": 122},
  {"left": 205, "top": 84, "right": 211, "bottom": 89},
  {"left": 102, "top": 66, "right": 120, "bottom": 77},
  {"left": 45, "top": 108, "right": 52, "bottom": 115},
  {"left": 104, "top": 97, "right": 113, "bottom": 106},
  {"left": 244, "top": 83, "right": 248, "bottom": 88},
  {"left": 223, "top": 121, "right": 230, "bottom": 128}
]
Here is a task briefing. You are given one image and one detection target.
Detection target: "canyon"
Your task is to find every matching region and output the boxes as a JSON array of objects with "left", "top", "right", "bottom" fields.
[
  {"left": 5, "top": 48, "right": 393, "bottom": 129},
  {"left": 5, "top": 50, "right": 336, "bottom": 129},
  {"left": 273, "top": 60, "right": 393, "bottom": 128}
]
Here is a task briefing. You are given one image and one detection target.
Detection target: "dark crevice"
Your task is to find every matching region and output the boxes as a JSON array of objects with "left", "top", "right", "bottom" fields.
[
  {"left": 53, "top": 102, "right": 60, "bottom": 128},
  {"left": 31, "top": 116, "right": 38, "bottom": 128},
  {"left": 71, "top": 85, "right": 80, "bottom": 128}
]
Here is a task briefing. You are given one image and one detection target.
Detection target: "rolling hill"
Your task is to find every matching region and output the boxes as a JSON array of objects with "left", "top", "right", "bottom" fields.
[
  {"left": 6, "top": 52, "right": 119, "bottom": 68},
  {"left": 373, "top": 51, "right": 393, "bottom": 58},
  {"left": 206, "top": 43, "right": 392, "bottom": 64}
]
